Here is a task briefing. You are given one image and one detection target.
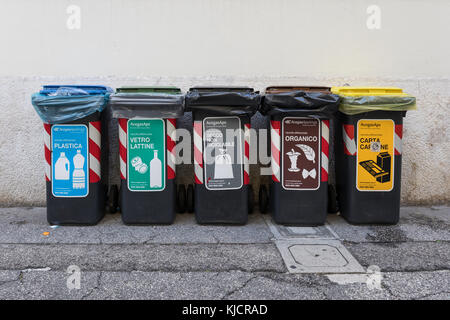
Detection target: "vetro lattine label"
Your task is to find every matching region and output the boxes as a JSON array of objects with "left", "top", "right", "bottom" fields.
[
  {"left": 282, "top": 117, "right": 320, "bottom": 190},
  {"left": 127, "top": 119, "right": 165, "bottom": 192},
  {"left": 357, "top": 119, "right": 394, "bottom": 191}
]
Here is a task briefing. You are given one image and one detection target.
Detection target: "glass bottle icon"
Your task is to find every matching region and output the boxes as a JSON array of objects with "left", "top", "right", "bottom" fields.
[
  {"left": 72, "top": 149, "right": 86, "bottom": 189},
  {"left": 54, "top": 152, "right": 70, "bottom": 180},
  {"left": 150, "top": 150, "right": 162, "bottom": 188}
]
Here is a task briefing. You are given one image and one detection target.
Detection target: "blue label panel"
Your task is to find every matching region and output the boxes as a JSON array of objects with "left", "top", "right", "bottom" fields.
[{"left": 51, "top": 125, "right": 89, "bottom": 197}]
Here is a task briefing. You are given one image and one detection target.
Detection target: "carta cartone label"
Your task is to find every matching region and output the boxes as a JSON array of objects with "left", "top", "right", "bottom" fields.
[
  {"left": 127, "top": 119, "right": 165, "bottom": 192},
  {"left": 203, "top": 117, "right": 243, "bottom": 191},
  {"left": 357, "top": 119, "right": 394, "bottom": 192},
  {"left": 282, "top": 117, "right": 320, "bottom": 190},
  {"left": 51, "top": 124, "right": 89, "bottom": 197}
]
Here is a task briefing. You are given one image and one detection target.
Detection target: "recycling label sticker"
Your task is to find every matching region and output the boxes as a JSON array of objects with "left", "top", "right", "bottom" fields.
[
  {"left": 51, "top": 124, "right": 89, "bottom": 198},
  {"left": 282, "top": 117, "right": 320, "bottom": 190},
  {"left": 127, "top": 119, "right": 165, "bottom": 192},
  {"left": 203, "top": 116, "right": 243, "bottom": 190},
  {"left": 357, "top": 119, "right": 394, "bottom": 192}
]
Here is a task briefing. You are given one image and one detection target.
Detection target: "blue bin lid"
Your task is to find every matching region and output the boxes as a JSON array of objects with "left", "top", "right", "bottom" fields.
[{"left": 40, "top": 85, "right": 113, "bottom": 95}]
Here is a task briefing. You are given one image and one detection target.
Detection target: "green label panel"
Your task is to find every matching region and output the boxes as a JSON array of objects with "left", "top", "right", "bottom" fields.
[{"left": 127, "top": 119, "right": 165, "bottom": 192}]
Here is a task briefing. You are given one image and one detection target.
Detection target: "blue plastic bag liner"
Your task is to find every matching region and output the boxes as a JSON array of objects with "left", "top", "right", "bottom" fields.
[
  {"left": 185, "top": 87, "right": 260, "bottom": 116},
  {"left": 39, "top": 85, "right": 112, "bottom": 96},
  {"left": 109, "top": 87, "right": 184, "bottom": 119},
  {"left": 31, "top": 85, "right": 112, "bottom": 124}
]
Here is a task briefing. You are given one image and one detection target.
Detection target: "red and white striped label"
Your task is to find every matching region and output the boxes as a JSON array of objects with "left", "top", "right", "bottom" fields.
[
  {"left": 343, "top": 124, "right": 357, "bottom": 156},
  {"left": 43, "top": 123, "right": 52, "bottom": 181},
  {"left": 119, "top": 118, "right": 128, "bottom": 180},
  {"left": 193, "top": 120, "right": 203, "bottom": 184},
  {"left": 321, "top": 120, "right": 330, "bottom": 182},
  {"left": 394, "top": 124, "right": 403, "bottom": 155},
  {"left": 244, "top": 123, "right": 250, "bottom": 185},
  {"left": 270, "top": 120, "right": 281, "bottom": 182},
  {"left": 88, "top": 121, "right": 101, "bottom": 183},
  {"left": 167, "top": 118, "right": 176, "bottom": 180}
]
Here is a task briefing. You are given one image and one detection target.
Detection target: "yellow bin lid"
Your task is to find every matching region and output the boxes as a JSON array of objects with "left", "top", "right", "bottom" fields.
[{"left": 331, "top": 87, "right": 408, "bottom": 97}]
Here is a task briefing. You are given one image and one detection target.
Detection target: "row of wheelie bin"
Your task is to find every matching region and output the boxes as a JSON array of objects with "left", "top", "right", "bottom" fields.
[{"left": 31, "top": 85, "right": 416, "bottom": 226}]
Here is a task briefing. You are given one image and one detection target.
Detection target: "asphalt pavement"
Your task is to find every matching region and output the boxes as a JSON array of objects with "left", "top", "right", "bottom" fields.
[{"left": 0, "top": 206, "right": 448, "bottom": 300}]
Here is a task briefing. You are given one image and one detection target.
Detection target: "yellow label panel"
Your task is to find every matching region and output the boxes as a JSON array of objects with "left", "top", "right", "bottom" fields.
[{"left": 357, "top": 119, "right": 394, "bottom": 191}]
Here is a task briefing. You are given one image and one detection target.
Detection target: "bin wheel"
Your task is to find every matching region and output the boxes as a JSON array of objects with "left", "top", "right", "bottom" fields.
[
  {"left": 248, "top": 185, "right": 254, "bottom": 214},
  {"left": 259, "top": 185, "right": 269, "bottom": 214},
  {"left": 328, "top": 184, "right": 339, "bottom": 214},
  {"left": 186, "top": 184, "right": 195, "bottom": 213},
  {"left": 107, "top": 185, "right": 119, "bottom": 214},
  {"left": 176, "top": 185, "right": 186, "bottom": 213}
]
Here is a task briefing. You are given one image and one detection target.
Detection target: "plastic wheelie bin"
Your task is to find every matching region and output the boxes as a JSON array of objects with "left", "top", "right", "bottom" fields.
[
  {"left": 185, "top": 87, "right": 260, "bottom": 224},
  {"left": 331, "top": 87, "right": 416, "bottom": 224},
  {"left": 109, "top": 87, "right": 184, "bottom": 224},
  {"left": 259, "top": 86, "right": 340, "bottom": 225},
  {"left": 31, "top": 85, "right": 112, "bottom": 225}
]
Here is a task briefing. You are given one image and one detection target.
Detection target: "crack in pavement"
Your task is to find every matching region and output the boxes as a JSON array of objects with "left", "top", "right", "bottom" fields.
[
  {"left": 221, "top": 275, "right": 258, "bottom": 300},
  {"left": 81, "top": 272, "right": 103, "bottom": 300},
  {"left": 413, "top": 291, "right": 450, "bottom": 300}
]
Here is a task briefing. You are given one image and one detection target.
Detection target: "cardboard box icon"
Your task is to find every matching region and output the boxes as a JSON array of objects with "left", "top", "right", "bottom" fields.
[{"left": 376, "top": 152, "right": 391, "bottom": 183}]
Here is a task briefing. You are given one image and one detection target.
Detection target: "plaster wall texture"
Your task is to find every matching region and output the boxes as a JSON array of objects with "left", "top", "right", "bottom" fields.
[
  {"left": 0, "top": 76, "right": 448, "bottom": 206},
  {"left": 0, "top": 0, "right": 449, "bottom": 205}
]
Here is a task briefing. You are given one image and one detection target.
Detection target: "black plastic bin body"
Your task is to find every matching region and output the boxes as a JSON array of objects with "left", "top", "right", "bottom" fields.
[
  {"left": 110, "top": 87, "right": 184, "bottom": 225},
  {"left": 32, "top": 85, "right": 112, "bottom": 225},
  {"left": 186, "top": 87, "right": 260, "bottom": 225},
  {"left": 118, "top": 118, "right": 177, "bottom": 224},
  {"left": 262, "top": 87, "right": 340, "bottom": 225},
  {"left": 45, "top": 112, "right": 107, "bottom": 225},
  {"left": 335, "top": 110, "right": 406, "bottom": 224}
]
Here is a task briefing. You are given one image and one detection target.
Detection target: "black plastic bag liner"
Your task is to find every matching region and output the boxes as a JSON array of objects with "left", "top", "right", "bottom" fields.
[
  {"left": 185, "top": 87, "right": 260, "bottom": 116},
  {"left": 109, "top": 87, "right": 184, "bottom": 119},
  {"left": 331, "top": 87, "right": 416, "bottom": 115},
  {"left": 31, "top": 85, "right": 112, "bottom": 124},
  {"left": 261, "top": 86, "right": 340, "bottom": 118}
]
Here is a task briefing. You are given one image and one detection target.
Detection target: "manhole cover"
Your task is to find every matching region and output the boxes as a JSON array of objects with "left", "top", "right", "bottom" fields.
[
  {"left": 274, "top": 239, "right": 365, "bottom": 274},
  {"left": 289, "top": 244, "right": 348, "bottom": 267}
]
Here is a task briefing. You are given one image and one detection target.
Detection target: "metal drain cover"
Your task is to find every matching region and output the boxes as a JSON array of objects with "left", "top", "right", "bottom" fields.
[
  {"left": 275, "top": 239, "right": 365, "bottom": 274},
  {"left": 289, "top": 244, "right": 348, "bottom": 267}
]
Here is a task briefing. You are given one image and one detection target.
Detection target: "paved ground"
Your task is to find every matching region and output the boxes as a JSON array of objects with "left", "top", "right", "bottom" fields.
[{"left": 0, "top": 206, "right": 448, "bottom": 300}]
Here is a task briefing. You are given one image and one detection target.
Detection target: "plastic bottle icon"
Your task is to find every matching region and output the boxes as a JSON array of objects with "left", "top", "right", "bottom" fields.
[
  {"left": 54, "top": 152, "right": 70, "bottom": 180},
  {"left": 72, "top": 150, "right": 86, "bottom": 189},
  {"left": 150, "top": 150, "right": 162, "bottom": 188}
]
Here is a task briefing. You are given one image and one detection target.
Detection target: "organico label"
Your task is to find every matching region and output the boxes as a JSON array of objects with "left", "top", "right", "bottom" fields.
[
  {"left": 203, "top": 117, "right": 243, "bottom": 190},
  {"left": 51, "top": 124, "right": 89, "bottom": 197},
  {"left": 127, "top": 119, "right": 165, "bottom": 192},
  {"left": 357, "top": 119, "right": 394, "bottom": 191},
  {"left": 282, "top": 117, "right": 320, "bottom": 190}
]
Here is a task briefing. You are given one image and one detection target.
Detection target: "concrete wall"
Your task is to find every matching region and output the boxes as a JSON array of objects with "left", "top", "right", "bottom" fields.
[{"left": 0, "top": 0, "right": 449, "bottom": 206}]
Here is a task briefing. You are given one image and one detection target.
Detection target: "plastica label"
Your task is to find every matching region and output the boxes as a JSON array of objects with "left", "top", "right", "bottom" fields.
[
  {"left": 203, "top": 116, "right": 243, "bottom": 190},
  {"left": 282, "top": 117, "right": 320, "bottom": 190},
  {"left": 357, "top": 119, "right": 394, "bottom": 191},
  {"left": 127, "top": 119, "right": 165, "bottom": 192},
  {"left": 51, "top": 124, "right": 89, "bottom": 197}
]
